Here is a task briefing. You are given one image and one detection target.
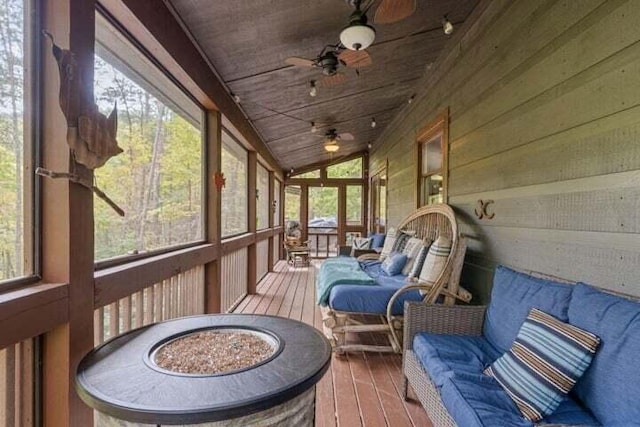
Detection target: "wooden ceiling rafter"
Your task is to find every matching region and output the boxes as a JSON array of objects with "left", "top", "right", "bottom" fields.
[{"left": 167, "top": 0, "right": 479, "bottom": 170}]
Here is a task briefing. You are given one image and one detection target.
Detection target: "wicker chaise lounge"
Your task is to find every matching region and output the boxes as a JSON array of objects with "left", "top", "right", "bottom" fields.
[{"left": 320, "top": 204, "right": 470, "bottom": 354}]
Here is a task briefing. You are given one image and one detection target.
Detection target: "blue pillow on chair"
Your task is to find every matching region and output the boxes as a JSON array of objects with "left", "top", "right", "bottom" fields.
[
  {"left": 370, "top": 233, "right": 386, "bottom": 249},
  {"left": 381, "top": 252, "right": 407, "bottom": 276}
]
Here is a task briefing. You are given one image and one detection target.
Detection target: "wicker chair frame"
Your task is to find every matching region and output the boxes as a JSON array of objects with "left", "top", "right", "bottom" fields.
[{"left": 321, "top": 204, "right": 469, "bottom": 354}]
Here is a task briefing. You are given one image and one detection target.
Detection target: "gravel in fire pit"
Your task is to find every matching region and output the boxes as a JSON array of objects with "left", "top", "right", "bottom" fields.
[{"left": 154, "top": 331, "right": 275, "bottom": 375}]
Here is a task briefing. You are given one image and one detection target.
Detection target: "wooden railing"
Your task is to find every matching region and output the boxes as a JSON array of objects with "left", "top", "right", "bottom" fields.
[
  {"left": 0, "top": 339, "right": 34, "bottom": 427},
  {"left": 220, "top": 247, "right": 248, "bottom": 313},
  {"left": 308, "top": 228, "right": 338, "bottom": 258},
  {"left": 256, "top": 239, "right": 269, "bottom": 282},
  {"left": 94, "top": 265, "right": 205, "bottom": 345}
]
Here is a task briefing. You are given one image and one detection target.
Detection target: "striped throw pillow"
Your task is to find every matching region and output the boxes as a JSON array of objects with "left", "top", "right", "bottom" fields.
[
  {"left": 379, "top": 228, "right": 397, "bottom": 261},
  {"left": 418, "top": 236, "right": 451, "bottom": 285},
  {"left": 400, "top": 237, "right": 424, "bottom": 276},
  {"left": 408, "top": 239, "right": 432, "bottom": 279},
  {"left": 391, "top": 230, "right": 412, "bottom": 253},
  {"left": 485, "top": 308, "right": 600, "bottom": 422}
]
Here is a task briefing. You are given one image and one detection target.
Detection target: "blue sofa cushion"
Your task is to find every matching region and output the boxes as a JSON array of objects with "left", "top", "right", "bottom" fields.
[
  {"left": 440, "top": 372, "right": 599, "bottom": 427},
  {"left": 568, "top": 283, "right": 640, "bottom": 426},
  {"left": 485, "top": 308, "right": 600, "bottom": 422},
  {"left": 413, "top": 333, "right": 501, "bottom": 387},
  {"left": 328, "top": 261, "right": 420, "bottom": 315},
  {"left": 370, "top": 233, "right": 385, "bottom": 249},
  {"left": 381, "top": 252, "right": 407, "bottom": 276},
  {"left": 484, "top": 266, "right": 574, "bottom": 353}
]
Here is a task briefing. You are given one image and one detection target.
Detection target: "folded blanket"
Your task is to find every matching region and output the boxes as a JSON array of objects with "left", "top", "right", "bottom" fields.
[{"left": 316, "top": 257, "right": 377, "bottom": 306}]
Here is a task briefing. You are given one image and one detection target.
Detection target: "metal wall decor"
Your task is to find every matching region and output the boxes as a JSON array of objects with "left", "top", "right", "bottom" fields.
[{"left": 474, "top": 199, "right": 495, "bottom": 220}]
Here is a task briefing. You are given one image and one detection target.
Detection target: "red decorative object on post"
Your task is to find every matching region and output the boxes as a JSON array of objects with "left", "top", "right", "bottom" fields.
[{"left": 214, "top": 171, "right": 226, "bottom": 192}]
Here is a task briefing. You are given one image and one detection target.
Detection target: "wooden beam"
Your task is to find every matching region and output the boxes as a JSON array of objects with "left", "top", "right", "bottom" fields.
[
  {"left": 205, "top": 111, "right": 222, "bottom": 314},
  {"left": 0, "top": 284, "right": 69, "bottom": 350},
  {"left": 41, "top": 1, "right": 96, "bottom": 425},
  {"left": 267, "top": 171, "right": 275, "bottom": 271},
  {"left": 247, "top": 151, "right": 257, "bottom": 295}
]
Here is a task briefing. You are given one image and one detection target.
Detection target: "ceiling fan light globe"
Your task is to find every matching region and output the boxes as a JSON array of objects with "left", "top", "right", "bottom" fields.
[
  {"left": 324, "top": 141, "right": 340, "bottom": 152},
  {"left": 340, "top": 24, "right": 375, "bottom": 51}
]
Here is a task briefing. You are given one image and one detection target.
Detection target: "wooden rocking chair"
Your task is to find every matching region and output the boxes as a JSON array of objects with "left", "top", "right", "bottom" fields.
[{"left": 320, "top": 204, "right": 470, "bottom": 354}]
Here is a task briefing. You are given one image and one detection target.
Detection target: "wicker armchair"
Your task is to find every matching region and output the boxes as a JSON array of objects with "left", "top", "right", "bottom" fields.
[
  {"left": 402, "top": 302, "right": 487, "bottom": 426},
  {"left": 321, "top": 204, "right": 470, "bottom": 354}
]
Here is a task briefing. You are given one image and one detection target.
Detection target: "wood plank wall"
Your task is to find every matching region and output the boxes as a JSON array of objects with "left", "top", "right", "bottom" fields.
[{"left": 370, "top": 0, "right": 640, "bottom": 303}]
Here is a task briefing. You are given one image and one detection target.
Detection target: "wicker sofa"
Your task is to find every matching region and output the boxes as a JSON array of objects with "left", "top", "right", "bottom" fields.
[{"left": 402, "top": 265, "right": 640, "bottom": 426}]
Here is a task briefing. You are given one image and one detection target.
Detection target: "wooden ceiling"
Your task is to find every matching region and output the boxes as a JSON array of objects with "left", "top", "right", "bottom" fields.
[{"left": 167, "top": 0, "right": 478, "bottom": 171}]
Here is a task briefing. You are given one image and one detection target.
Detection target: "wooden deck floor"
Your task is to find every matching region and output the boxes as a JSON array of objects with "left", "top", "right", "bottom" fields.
[{"left": 233, "top": 261, "right": 432, "bottom": 427}]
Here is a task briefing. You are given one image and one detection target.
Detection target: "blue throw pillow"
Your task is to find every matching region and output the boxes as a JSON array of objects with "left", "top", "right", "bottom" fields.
[
  {"left": 485, "top": 308, "right": 600, "bottom": 422},
  {"left": 370, "top": 233, "right": 386, "bottom": 249},
  {"left": 380, "top": 252, "right": 407, "bottom": 276}
]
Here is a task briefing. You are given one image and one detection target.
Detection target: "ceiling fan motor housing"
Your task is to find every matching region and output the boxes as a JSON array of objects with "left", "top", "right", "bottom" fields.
[{"left": 319, "top": 53, "right": 339, "bottom": 75}]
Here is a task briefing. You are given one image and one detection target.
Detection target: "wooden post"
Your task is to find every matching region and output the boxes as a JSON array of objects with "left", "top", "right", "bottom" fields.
[
  {"left": 267, "top": 171, "right": 274, "bottom": 271},
  {"left": 247, "top": 151, "right": 257, "bottom": 294},
  {"left": 205, "top": 111, "right": 222, "bottom": 313},
  {"left": 300, "top": 185, "right": 309, "bottom": 244},
  {"left": 338, "top": 185, "right": 346, "bottom": 246},
  {"left": 41, "top": 1, "right": 96, "bottom": 425}
]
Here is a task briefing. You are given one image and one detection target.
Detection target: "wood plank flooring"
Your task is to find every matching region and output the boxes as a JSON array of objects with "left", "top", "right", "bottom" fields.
[{"left": 233, "top": 261, "right": 432, "bottom": 427}]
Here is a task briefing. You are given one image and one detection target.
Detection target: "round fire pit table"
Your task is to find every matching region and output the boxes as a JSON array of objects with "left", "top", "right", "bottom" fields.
[{"left": 76, "top": 314, "right": 331, "bottom": 426}]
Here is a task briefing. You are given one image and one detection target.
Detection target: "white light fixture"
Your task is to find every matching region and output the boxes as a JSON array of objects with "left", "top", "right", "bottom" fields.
[
  {"left": 371, "top": 117, "right": 376, "bottom": 128},
  {"left": 340, "top": 9, "right": 376, "bottom": 51},
  {"left": 367, "top": 142, "right": 372, "bottom": 149},
  {"left": 309, "top": 80, "right": 317, "bottom": 97},
  {"left": 231, "top": 92, "right": 241, "bottom": 103},
  {"left": 324, "top": 139, "right": 340, "bottom": 153},
  {"left": 408, "top": 94, "right": 415, "bottom": 104},
  {"left": 442, "top": 16, "right": 454, "bottom": 35},
  {"left": 310, "top": 122, "right": 317, "bottom": 133}
]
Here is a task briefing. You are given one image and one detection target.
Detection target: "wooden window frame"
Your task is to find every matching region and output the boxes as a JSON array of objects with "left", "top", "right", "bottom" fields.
[
  {"left": 369, "top": 160, "right": 388, "bottom": 235},
  {"left": 416, "top": 108, "right": 449, "bottom": 208}
]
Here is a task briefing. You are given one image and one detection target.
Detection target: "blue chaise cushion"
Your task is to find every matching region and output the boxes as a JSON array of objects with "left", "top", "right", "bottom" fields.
[
  {"left": 568, "top": 283, "right": 640, "bottom": 426},
  {"left": 328, "top": 261, "right": 421, "bottom": 315},
  {"left": 483, "top": 266, "right": 574, "bottom": 353}
]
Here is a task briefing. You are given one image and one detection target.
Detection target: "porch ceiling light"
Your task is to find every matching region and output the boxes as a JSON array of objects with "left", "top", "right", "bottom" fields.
[
  {"left": 340, "top": 10, "right": 375, "bottom": 51},
  {"left": 324, "top": 140, "right": 340, "bottom": 152}
]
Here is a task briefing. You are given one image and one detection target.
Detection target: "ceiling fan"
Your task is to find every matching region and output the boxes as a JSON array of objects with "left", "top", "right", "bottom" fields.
[
  {"left": 319, "top": 128, "right": 355, "bottom": 152},
  {"left": 285, "top": 44, "right": 372, "bottom": 87},
  {"left": 340, "top": 0, "right": 417, "bottom": 51}
]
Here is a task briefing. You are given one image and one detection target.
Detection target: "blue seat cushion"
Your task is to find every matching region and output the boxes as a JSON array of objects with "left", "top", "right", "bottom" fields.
[
  {"left": 568, "top": 283, "right": 640, "bottom": 426},
  {"left": 440, "top": 372, "right": 599, "bottom": 427},
  {"left": 413, "top": 333, "right": 501, "bottom": 387},
  {"left": 484, "top": 266, "right": 574, "bottom": 353}
]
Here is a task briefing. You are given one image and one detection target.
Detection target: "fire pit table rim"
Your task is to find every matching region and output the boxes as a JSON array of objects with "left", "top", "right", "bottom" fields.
[{"left": 76, "top": 314, "right": 331, "bottom": 425}]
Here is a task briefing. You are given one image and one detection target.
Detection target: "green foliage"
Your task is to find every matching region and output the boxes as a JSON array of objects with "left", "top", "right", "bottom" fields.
[
  {"left": 221, "top": 140, "right": 248, "bottom": 237},
  {"left": 0, "top": 0, "right": 25, "bottom": 280},
  {"left": 94, "top": 56, "right": 202, "bottom": 260},
  {"left": 326, "top": 157, "right": 362, "bottom": 178}
]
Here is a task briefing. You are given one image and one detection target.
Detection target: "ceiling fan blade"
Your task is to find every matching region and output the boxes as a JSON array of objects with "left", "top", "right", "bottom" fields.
[
  {"left": 338, "top": 132, "right": 355, "bottom": 141},
  {"left": 338, "top": 49, "right": 372, "bottom": 68},
  {"left": 320, "top": 72, "right": 346, "bottom": 87},
  {"left": 374, "top": 0, "right": 415, "bottom": 24},
  {"left": 284, "top": 56, "right": 316, "bottom": 67}
]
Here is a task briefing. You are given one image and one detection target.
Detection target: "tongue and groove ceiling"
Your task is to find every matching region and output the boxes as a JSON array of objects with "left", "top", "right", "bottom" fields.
[{"left": 167, "top": 0, "right": 478, "bottom": 171}]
